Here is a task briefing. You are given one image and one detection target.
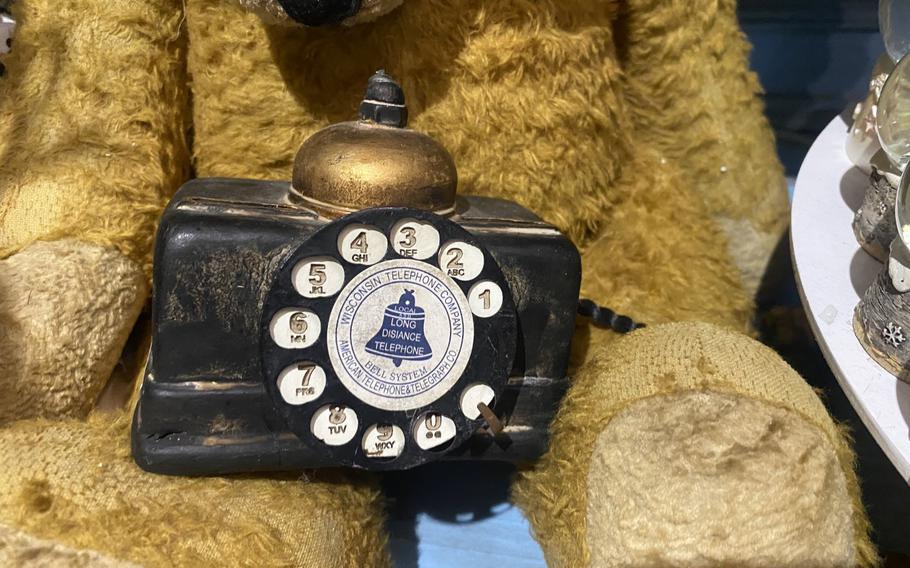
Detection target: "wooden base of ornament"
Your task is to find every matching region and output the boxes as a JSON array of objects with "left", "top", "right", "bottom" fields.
[
  {"left": 854, "top": 267, "right": 910, "bottom": 382},
  {"left": 853, "top": 169, "right": 897, "bottom": 263}
]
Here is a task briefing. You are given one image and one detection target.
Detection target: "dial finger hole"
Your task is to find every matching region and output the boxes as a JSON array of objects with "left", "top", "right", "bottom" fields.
[
  {"left": 311, "top": 404, "right": 358, "bottom": 446},
  {"left": 292, "top": 256, "right": 345, "bottom": 298},
  {"left": 277, "top": 362, "right": 326, "bottom": 405},
  {"left": 362, "top": 424, "right": 406, "bottom": 459},
  {"left": 270, "top": 308, "right": 321, "bottom": 349},
  {"left": 467, "top": 280, "right": 504, "bottom": 318},
  {"left": 390, "top": 218, "right": 440, "bottom": 260},
  {"left": 338, "top": 224, "right": 388, "bottom": 265},
  {"left": 413, "top": 412, "right": 457, "bottom": 451},
  {"left": 459, "top": 383, "right": 495, "bottom": 420},
  {"left": 438, "top": 240, "right": 484, "bottom": 281}
]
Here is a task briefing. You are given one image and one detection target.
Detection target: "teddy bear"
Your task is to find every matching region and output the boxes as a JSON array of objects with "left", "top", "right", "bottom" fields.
[{"left": 0, "top": 0, "right": 877, "bottom": 566}]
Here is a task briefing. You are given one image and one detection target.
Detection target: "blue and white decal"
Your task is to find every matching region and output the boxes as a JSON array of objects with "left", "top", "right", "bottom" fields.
[{"left": 327, "top": 259, "right": 474, "bottom": 411}]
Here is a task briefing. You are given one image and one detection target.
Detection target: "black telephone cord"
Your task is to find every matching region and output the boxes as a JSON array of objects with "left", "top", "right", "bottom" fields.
[{"left": 577, "top": 299, "right": 645, "bottom": 334}]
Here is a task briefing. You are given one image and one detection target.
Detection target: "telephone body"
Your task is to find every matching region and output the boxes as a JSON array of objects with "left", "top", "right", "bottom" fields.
[{"left": 132, "top": 73, "right": 581, "bottom": 474}]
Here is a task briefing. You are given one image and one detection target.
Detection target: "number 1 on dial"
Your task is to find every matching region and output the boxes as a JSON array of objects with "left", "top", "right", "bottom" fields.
[
  {"left": 478, "top": 288, "right": 491, "bottom": 310},
  {"left": 468, "top": 281, "right": 503, "bottom": 318}
]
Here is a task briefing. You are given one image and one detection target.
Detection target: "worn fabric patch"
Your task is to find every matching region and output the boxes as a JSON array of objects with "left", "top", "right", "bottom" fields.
[
  {"left": 513, "top": 322, "right": 876, "bottom": 568},
  {"left": 0, "top": 240, "right": 145, "bottom": 425},
  {"left": 587, "top": 391, "right": 854, "bottom": 567},
  {"left": 0, "top": 524, "right": 138, "bottom": 568}
]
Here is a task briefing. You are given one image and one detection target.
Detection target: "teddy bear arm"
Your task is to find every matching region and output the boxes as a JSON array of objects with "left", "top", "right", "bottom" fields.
[
  {"left": 0, "top": 0, "right": 190, "bottom": 424},
  {"left": 0, "top": 0, "right": 190, "bottom": 263},
  {"left": 617, "top": 0, "right": 789, "bottom": 297},
  {"left": 577, "top": 152, "right": 754, "bottom": 336}
]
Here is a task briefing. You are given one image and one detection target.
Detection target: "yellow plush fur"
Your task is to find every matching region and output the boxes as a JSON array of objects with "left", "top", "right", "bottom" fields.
[
  {"left": 0, "top": 0, "right": 189, "bottom": 271},
  {"left": 0, "top": 413, "right": 390, "bottom": 567},
  {"left": 0, "top": 0, "right": 874, "bottom": 566},
  {"left": 620, "top": 0, "right": 787, "bottom": 237},
  {"left": 620, "top": 0, "right": 788, "bottom": 294},
  {"left": 0, "top": 240, "right": 146, "bottom": 424}
]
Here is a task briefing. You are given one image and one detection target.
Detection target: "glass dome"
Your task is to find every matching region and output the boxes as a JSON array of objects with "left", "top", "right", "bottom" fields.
[
  {"left": 897, "top": 164, "right": 910, "bottom": 240},
  {"left": 881, "top": 0, "right": 910, "bottom": 63},
  {"left": 890, "top": 165, "right": 910, "bottom": 292},
  {"left": 876, "top": 51, "right": 910, "bottom": 170}
]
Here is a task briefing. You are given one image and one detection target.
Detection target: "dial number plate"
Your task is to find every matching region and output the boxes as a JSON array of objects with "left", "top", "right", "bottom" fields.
[{"left": 260, "top": 208, "right": 517, "bottom": 470}]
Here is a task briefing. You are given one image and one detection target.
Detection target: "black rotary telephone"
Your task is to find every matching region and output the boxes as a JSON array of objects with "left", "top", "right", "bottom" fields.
[{"left": 131, "top": 71, "right": 638, "bottom": 474}]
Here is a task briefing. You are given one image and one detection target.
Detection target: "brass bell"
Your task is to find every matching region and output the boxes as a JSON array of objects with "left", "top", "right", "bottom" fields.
[
  {"left": 364, "top": 289, "right": 433, "bottom": 367},
  {"left": 291, "top": 70, "right": 458, "bottom": 216}
]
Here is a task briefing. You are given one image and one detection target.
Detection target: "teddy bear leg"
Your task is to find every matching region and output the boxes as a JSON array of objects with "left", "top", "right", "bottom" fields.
[
  {"left": 0, "top": 413, "right": 392, "bottom": 567},
  {"left": 514, "top": 323, "right": 876, "bottom": 567}
]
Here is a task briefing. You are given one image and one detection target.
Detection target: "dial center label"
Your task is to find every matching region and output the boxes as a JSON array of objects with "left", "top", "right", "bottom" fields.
[{"left": 327, "top": 259, "right": 474, "bottom": 411}]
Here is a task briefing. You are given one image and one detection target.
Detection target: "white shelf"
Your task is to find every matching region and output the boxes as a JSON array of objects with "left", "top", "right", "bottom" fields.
[{"left": 791, "top": 114, "right": 910, "bottom": 483}]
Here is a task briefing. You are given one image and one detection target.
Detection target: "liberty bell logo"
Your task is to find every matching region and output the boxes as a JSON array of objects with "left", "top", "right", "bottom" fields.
[{"left": 365, "top": 289, "right": 433, "bottom": 367}]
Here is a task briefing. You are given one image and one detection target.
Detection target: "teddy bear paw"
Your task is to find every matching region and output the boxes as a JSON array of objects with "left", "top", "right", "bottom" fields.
[
  {"left": 585, "top": 390, "right": 854, "bottom": 566},
  {"left": 0, "top": 239, "right": 146, "bottom": 425}
]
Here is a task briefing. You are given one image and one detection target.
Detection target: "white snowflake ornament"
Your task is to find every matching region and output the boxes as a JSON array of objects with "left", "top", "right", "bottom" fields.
[{"left": 882, "top": 322, "right": 906, "bottom": 347}]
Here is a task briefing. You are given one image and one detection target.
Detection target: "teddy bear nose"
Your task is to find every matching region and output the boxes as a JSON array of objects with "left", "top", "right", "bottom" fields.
[{"left": 275, "top": 0, "right": 363, "bottom": 26}]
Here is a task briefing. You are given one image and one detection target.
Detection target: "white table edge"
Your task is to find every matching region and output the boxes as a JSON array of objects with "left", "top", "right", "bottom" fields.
[{"left": 791, "top": 114, "right": 910, "bottom": 483}]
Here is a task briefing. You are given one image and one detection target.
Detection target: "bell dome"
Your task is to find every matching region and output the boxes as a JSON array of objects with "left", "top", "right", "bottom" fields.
[{"left": 291, "top": 71, "right": 457, "bottom": 216}]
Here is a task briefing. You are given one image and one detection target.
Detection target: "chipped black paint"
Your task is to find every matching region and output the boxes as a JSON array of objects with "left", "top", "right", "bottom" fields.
[{"left": 132, "top": 178, "right": 580, "bottom": 475}]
